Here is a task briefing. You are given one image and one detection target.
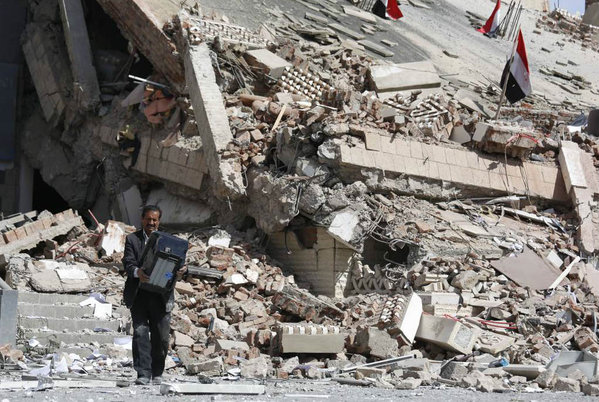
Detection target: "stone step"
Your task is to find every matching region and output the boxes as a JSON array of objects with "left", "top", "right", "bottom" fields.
[
  {"left": 22, "top": 329, "right": 122, "bottom": 346},
  {"left": 18, "top": 303, "right": 94, "bottom": 319},
  {"left": 18, "top": 316, "right": 120, "bottom": 332},
  {"left": 17, "top": 292, "right": 90, "bottom": 305},
  {"left": 55, "top": 346, "right": 132, "bottom": 359}
]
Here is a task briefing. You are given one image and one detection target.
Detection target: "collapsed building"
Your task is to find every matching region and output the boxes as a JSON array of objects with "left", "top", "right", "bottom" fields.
[{"left": 2, "top": 0, "right": 599, "bottom": 396}]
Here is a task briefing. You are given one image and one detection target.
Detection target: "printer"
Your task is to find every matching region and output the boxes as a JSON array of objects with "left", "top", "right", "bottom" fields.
[{"left": 139, "top": 231, "right": 188, "bottom": 294}]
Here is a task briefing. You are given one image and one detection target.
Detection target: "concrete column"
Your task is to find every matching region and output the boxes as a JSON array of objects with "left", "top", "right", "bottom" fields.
[
  {"left": 58, "top": 0, "right": 100, "bottom": 109},
  {"left": 0, "top": 288, "right": 18, "bottom": 347},
  {"left": 587, "top": 0, "right": 599, "bottom": 10},
  {"left": 184, "top": 42, "right": 245, "bottom": 199}
]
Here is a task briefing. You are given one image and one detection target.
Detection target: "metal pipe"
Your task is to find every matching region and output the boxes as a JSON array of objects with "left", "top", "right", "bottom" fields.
[{"left": 341, "top": 354, "right": 417, "bottom": 373}]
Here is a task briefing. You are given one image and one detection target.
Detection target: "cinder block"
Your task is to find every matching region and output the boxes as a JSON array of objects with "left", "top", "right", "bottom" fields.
[
  {"left": 364, "top": 131, "right": 382, "bottom": 151},
  {"left": 418, "top": 292, "right": 460, "bottom": 306},
  {"left": 430, "top": 145, "right": 446, "bottom": 163},
  {"left": 395, "top": 139, "right": 411, "bottom": 157},
  {"left": 277, "top": 324, "right": 345, "bottom": 354},
  {"left": 415, "top": 314, "right": 480, "bottom": 354},
  {"left": 184, "top": 168, "right": 204, "bottom": 190},
  {"left": 409, "top": 141, "right": 423, "bottom": 159},
  {"left": 0, "top": 289, "right": 18, "bottom": 347}
]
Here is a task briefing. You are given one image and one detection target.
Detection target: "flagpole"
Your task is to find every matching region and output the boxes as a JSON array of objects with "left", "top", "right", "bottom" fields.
[{"left": 494, "top": 27, "right": 520, "bottom": 120}]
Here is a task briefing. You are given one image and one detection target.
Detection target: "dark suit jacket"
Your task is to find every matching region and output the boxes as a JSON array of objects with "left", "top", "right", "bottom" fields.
[{"left": 122, "top": 230, "right": 176, "bottom": 312}]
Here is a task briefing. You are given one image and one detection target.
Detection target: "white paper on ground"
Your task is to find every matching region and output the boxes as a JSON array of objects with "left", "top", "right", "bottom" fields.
[{"left": 93, "top": 303, "right": 112, "bottom": 319}]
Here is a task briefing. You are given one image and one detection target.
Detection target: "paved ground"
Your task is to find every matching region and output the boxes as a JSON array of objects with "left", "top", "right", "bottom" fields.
[{"left": 0, "top": 379, "right": 595, "bottom": 401}]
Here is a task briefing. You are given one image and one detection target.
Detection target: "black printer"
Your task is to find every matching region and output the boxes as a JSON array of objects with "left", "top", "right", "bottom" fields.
[{"left": 139, "top": 231, "right": 188, "bottom": 294}]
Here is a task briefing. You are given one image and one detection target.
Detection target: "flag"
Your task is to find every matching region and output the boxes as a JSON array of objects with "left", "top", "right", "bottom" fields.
[
  {"left": 477, "top": 0, "right": 501, "bottom": 34},
  {"left": 500, "top": 29, "right": 532, "bottom": 104},
  {"left": 372, "top": 0, "right": 403, "bottom": 20}
]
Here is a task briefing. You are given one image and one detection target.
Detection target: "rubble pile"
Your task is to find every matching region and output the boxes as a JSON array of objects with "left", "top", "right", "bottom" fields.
[
  {"left": 3, "top": 0, "right": 599, "bottom": 397},
  {"left": 537, "top": 9, "right": 599, "bottom": 53}
]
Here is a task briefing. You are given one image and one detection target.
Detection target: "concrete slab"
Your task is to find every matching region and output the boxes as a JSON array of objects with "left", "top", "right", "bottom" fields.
[
  {"left": 18, "top": 303, "right": 94, "bottom": 319},
  {"left": 160, "top": 383, "right": 265, "bottom": 395},
  {"left": 245, "top": 49, "right": 291, "bottom": 79},
  {"left": 558, "top": 141, "right": 588, "bottom": 192},
  {"left": 17, "top": 292, "right": 88, "bottom": 305},
  {"left": 58, "top": 0, "right": 100, "bottom": 109},
  {"left": 18, "top": 316, "right": 120, "bottom": 332},
  {"left": 328, "top": 23, "right": 365, "bottom": 40},
  {"left": 359, "top": 40, "right": 395, "bottom": 57},
  {"left": 146, "top": 188, "right": 213, "bottom": 228},
  {"left": 369, "top": 61, "right": 441, "bottom": 93},
  {"left": 21, "top": 329, "right": 119, "bottom": 345},
  {"left": 490, "top": 246, "right": 564, "bottom": 291}
]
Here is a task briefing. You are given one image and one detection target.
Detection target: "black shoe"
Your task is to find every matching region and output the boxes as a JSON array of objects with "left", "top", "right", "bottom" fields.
[
  {"left": 152, "top": 376, "right": 163, "bottom": 385},
  {"left": 135, "top": 377, "right": 150, "bottom": 385}
]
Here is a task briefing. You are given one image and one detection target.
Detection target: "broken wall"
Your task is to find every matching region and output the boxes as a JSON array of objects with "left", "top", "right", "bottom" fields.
[{"left": 267, "top": 227, "right": 355, "bottom": 298}]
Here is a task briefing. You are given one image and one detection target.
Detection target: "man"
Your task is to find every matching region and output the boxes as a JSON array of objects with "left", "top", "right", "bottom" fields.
[{"left": 122, "top": 205, "right": 187, "bottom": 385}]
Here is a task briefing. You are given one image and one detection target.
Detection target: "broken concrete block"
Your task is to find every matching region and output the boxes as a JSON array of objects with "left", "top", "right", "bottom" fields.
[
  {"left": 186, "top": 357, "right": 223, "bottom": 376},
  {"left": 553, "top": 376, "right": 581, "bottom": 392},
  {"left": 215, "top": 339, "right": 250, "bottom": 352},
  {"left": 535, "top": 369, "right": 557, "bottom": 388},
  {"left": 278, "top": 324, "right": 345, "bottom": 354},
  {"left": 355, "top": 367, "right": 386, "bottom": 379},
  {"left": 355, "top": 327, "right": 398, "bottom": 358},
  {"left": 378, "top": 293, "right": 423, "bottom": 344},
  {"left": 369, "top": 61, "right": 441, "bottom": 93},
  {"left": 240, "top": 356, "right": 270, "bottom": 379},
  {"left": 245, "top": 49, "right": 291, "bottom": 79},
  {"left": 175, "top": 281, "right": 195, "bottom": 296},
  {"left": 450, "top": 270, "right": 480, "bottom": 290},
  {"left": 418, "top": 292, "right": 460, "bottom": 306},
  {"left": 415, "top": 315, "right": 480, "bottom": 354},
  {"left": 327, "top": 206, "right": 365, "bottom": 250},
  {"left": 583, "top": 382, "right": 599, "bottom": 396},
  {"left": 476, "top": 331, "right": 515, "bottom": 354},
  {"left": 449, "top": 126, "right": 472, "bottom": 144},
  {"left": 174, "top": 331, "right": 194, "bottom": 347},
  {"left": 440, "top": 361, "right": 468, "bottom": 381}
]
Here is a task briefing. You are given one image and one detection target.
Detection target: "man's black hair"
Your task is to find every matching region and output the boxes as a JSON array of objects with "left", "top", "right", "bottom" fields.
[{"left": 141, "top": 205, "right": 162, "bottom": 219}]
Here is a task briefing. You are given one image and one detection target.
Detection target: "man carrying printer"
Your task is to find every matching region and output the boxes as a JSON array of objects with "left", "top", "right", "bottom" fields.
[{"left": 122, "top": 205, "right": 187, "bottom": 385}]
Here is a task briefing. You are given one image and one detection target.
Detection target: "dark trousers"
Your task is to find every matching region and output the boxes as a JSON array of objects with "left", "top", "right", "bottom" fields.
[{"left": 130, "top": 289, "right": 170, "bottom": 379}]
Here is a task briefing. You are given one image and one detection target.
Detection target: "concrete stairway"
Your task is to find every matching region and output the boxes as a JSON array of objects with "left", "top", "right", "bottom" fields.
[{"left": 17, "top": 292, "right": 126, "bottom": 347}]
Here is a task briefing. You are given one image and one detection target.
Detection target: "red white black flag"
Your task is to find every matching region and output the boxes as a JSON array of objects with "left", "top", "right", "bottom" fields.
[
  {"left": 372, "top": 0, "right": 403, "bottom": 20},
  {"left": 477, "top": 0, "right": 501, "bottom": 34},
  {"left": 500, "top": 29, "right": 532, "bottom": 104}
]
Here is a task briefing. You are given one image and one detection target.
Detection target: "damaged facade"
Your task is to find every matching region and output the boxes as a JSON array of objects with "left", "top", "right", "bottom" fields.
[{"left": 2, "top": 0, "right": 599, "bottom": 397}]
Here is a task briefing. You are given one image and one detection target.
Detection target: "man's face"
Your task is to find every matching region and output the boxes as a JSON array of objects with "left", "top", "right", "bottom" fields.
[{"left": 142, "top": 210, "right": 160, "bottom": 235}]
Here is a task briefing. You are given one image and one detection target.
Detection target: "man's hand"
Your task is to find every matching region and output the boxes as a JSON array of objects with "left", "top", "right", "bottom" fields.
[
  {"left": 176, "top": 265, "right": 187, "bottom": 280},
  {"left": 138, "top": 269, "right": 150, "bottom": 283}
]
